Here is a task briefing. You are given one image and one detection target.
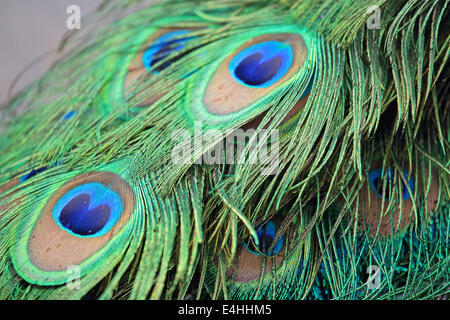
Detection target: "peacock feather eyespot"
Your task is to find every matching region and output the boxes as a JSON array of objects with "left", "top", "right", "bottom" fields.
[
  {"left": 188, "top": 27, "right": 315, "bottom": 128},
  {"left": 10, "top": 168, "right": 137, "bottom": 285},
  {"left": 51, "top": 183, "right": 123, "bottom": 237},
  {"left": 357, "top": 165, "right": 419, "bottom": 238},
  {"left": 244, "top": 221, "right": 284, "bottom": 257},
  {"left": 224, "top": 216, "right": 307, "bottom": 294},
  {"left": 142, "top": 30, "right": 196, "bottom": 74},
  {"left": 229, "top": 41, "right": 294, "bottom": 88},
  {"left": 107, "top": 25, "right": 201, "bottom": 117},
  {"left": 368, "top": 168, "right": 414, "bottom": 201}
]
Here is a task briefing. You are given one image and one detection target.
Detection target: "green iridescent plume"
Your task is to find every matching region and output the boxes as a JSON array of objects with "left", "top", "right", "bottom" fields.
[{"left": 0, "top": 0, "right": 448, "bottom": 299}]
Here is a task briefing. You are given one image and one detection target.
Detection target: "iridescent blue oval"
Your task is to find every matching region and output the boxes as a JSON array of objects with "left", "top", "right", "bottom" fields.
[
  {"left": 142, "top": 30, "right": 195, "bottom": 74},
  {"left": 52, "top": 183, "right": 123, "bottom": 237},
  {"left": 229, "top": 41, "right": 294, "bottom": 88}
]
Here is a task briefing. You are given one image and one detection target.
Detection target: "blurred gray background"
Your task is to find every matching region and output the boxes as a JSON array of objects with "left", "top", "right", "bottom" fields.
[{"left": 0, "top": 0, "right": 102, "bottom": 104}]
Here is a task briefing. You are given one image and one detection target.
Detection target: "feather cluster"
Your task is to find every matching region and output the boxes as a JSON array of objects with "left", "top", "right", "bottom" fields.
[{"left": 0, "top": 0, "right": 448, "bottom": 299}]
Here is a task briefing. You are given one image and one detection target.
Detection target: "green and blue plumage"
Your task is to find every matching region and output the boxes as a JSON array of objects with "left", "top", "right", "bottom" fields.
[{"left": 0, "top": 0, "right": 448, "bottom": 300}]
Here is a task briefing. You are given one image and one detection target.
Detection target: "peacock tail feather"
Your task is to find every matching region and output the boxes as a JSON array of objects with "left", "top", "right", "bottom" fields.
[{"left": 0, "top": 0, "right": 448, "bottom": 299}]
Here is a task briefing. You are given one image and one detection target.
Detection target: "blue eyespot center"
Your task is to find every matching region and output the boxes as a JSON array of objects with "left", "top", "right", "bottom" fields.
[
  {"left": 245, "top": 221, "right": 284, "bottom": 256},
  {"left": 142, "top": 30, "right": 195, "bottom": 74},
  {"left": 52, "top": 183, "right": 123, "bottom": 237},
  {"left": 234, "top": 53, "right": 282, "bottom": 86},
  {"left": 369, "top": 168, "right": 414, "bottom": 201},
  {"left": 59, "top": 193, "right": 111, "bottom": 236},
  {"left": 229, "top": 41, "right": 293, "bottom": 88}
]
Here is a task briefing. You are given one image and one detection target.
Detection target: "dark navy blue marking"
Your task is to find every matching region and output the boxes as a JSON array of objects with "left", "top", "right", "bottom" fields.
[
  {"left": 62, "top": 111, "right": 78, "bottom": 120},
  {"left": 52, "top": 182, "right": 123, "bottom": 237},
  {"left": 369, "top": 168, "right": 414, "bottom": 201},
  {"left": 20, "top": 167, "right": 48, "bottom": 183},
  {"left": 229, "top": 41, "right": 293, "bottom": 88},
  {"left": 142, "top": 30, "right": 196, "bottom": 74},
  {"left": 244, "top": 221, "right": 284, "bottom": 256},
  {"left": 234, "top": 53, "right": 282, "bottom": 86},
  {"left": 58, "top": 193, "right": 111, "bottom": 236}
]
